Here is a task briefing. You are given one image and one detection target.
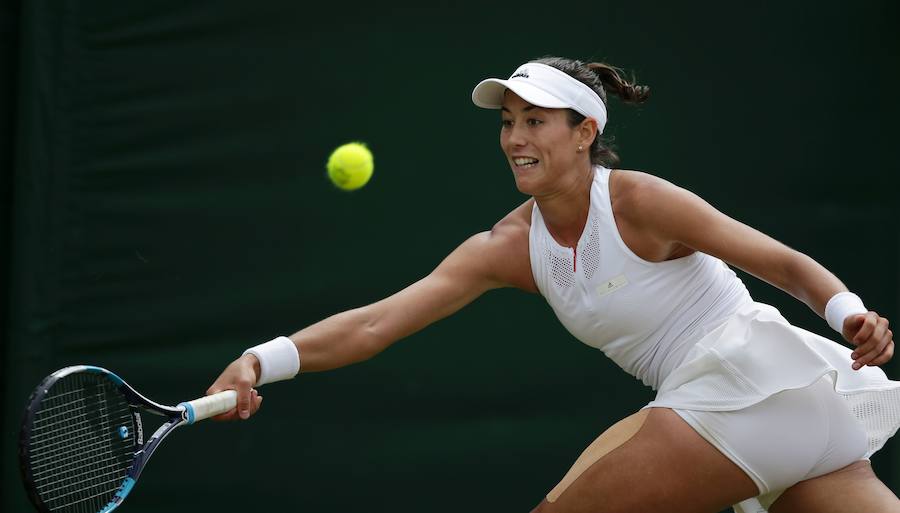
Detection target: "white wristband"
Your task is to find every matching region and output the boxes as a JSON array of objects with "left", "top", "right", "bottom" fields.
[
  {"left": 824, "top": 292, "right": 867, "bottom": 334},
  {"left": 243, "top": 336, "right": 301, "bottom": 386}
]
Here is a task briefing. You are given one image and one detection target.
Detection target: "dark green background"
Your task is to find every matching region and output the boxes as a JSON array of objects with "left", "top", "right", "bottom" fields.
[{"left": 4, "top": 1, "right": 899, "bottom": 512}]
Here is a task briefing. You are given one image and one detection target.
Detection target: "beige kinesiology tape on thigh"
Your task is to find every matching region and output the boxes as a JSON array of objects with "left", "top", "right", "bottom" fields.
[{"left": 546, "top": 410, "right": 650, "bottom": 503}]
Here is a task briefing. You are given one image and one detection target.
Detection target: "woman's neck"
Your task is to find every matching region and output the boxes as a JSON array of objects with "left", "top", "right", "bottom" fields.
[{"left": 534, "top": 166, "right": 595, "bottom": 248}]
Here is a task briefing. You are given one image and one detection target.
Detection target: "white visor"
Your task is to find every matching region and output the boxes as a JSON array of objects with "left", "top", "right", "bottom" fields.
[{"left": 472, "top": 62, "right": 608, "bottom": 134}]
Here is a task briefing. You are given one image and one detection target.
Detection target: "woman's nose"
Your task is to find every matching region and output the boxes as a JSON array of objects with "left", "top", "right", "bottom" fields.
[{"left": 507, "top": 124, "right": 527, "bottom": 146}]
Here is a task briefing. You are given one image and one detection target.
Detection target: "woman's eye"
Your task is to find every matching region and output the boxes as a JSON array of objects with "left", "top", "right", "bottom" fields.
[
  {"left": 501, "top": 120, "right": 513, "bottom": 128},
  {"left": 527, "top": 118, "right": 543, "bottom": 126}
]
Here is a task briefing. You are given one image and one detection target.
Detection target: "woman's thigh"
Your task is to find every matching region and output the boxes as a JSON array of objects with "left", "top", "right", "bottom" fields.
[
  {"left": 769, "top": 461, "right": 900, "bottom": 513},
  {"left": 532, "top": 407, "right": 758, "bottom": 513}
]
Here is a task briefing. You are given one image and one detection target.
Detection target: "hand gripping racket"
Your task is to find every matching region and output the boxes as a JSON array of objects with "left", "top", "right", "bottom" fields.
[{"left": 18, "top": 365, "right": 237, "bottom": 513}]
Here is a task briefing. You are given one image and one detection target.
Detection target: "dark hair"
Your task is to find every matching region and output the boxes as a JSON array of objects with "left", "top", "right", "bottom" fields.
[{"left": 533, "top": 56, "right": 650, "bottom": 168}]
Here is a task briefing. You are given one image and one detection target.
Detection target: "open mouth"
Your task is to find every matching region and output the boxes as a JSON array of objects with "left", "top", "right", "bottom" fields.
[{"left": 513, "top": 157, "right": 539, "bottom": 169}]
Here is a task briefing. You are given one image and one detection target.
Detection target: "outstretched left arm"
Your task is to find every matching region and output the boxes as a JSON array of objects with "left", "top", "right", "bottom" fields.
[{"left": 629, "top": 174, "right": 893, "bottom": 369}]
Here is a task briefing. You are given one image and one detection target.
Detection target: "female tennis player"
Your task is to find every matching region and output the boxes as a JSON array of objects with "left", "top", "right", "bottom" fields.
[{"left": 207, "top": 57, "right": 900, "bottom": 512}]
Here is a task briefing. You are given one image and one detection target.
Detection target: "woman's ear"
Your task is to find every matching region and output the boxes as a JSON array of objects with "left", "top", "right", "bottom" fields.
[{"left": 577, "top": 117, "right": 598, "bottom": 150}]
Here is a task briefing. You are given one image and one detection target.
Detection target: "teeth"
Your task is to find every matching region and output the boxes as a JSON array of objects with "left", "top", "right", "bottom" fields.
[{"left": 514, "top": 157, "right": 539, "bottom": 166}]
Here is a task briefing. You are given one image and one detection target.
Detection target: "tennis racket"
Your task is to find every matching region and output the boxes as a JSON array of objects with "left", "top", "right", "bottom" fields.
[{"left": 18, "top": 365, "right": 237, "bottom": 513}]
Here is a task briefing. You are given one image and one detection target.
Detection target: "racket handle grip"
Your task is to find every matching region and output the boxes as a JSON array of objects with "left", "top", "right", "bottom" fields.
[{"left": 180, "top": 390, "right": 238, "bottom": 424}]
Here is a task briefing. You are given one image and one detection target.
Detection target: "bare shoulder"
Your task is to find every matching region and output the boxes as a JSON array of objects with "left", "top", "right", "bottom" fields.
[
  {"left": 483, "top": 198, "right": 538, "bottom": 293},
  {"left": 608, "top": 169, "right": 699, "bottom": 261},
  {"left": 431, "top": 199, "right": 535, "bottom": 295},
  {"left": 609, "top": 169, "right": 712, "bottom": 228},
  {"left": 492, "top": 197, "right": 534, "bottom": 239},
  {"left": 609, "top": 169, "right": 684, "bottom": 214}
]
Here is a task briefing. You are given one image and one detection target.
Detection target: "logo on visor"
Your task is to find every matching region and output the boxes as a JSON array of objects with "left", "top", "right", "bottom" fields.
[{"left": 511, "top": 69, "right": 530, "bottom": 79}]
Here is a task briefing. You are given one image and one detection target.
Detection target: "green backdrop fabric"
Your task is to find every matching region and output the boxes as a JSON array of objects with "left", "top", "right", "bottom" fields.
[
  {"left": 1, "top": 1, "right": 18, "bottom": 334},
  {"left": 5, "top": 1, "right": 899, "bottom": 512},
  {"left": 1, "top": 2, "right": 19, "bottom": 507}
]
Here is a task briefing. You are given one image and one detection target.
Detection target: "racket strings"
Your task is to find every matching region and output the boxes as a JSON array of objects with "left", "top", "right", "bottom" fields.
[
  {"left": 28, "top": 407, "right": 133, "bottom": 466},
  {"left": 25, "top": 372, "right": 137, "bottom": 512},
  {"left": 31, "top": 435, "right": 132, "bottom": 481},
  {"left": 52, "top": 479, "right": 136, "bottom": 512},
  {"left": 32, "top": 393, "right": 129, "bottom": 429}
]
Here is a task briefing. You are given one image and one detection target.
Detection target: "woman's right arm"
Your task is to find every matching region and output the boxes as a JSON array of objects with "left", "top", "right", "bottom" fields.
[
  {"left": 207, "top": 204, "right": 535, "bottom": 420},
  {"left": 288, "top": 229, "right": 512, "bottom": 373}
]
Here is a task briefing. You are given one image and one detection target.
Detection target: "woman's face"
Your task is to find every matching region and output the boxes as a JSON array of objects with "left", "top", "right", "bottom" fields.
[{"left": 500, "top": 91, "right": 588, "bottom": 195}]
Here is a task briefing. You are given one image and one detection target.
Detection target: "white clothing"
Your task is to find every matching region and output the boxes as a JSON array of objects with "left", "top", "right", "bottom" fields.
[
  {"left": 528, "top": 166, "right": 753, "bottom": 389},
  {"left": 676, "top": 374, "right": 869, "bottom": 499},
  {"left": 528, "top": 166, "right": 900, "bottom": 511}
]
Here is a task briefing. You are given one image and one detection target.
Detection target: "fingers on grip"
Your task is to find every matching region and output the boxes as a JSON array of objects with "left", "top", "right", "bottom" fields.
[{"left": 238, "top": 390, "right": 251, "bottom": 420}]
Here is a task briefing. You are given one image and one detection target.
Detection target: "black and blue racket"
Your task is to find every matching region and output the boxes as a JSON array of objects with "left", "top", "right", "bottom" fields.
[{"left": 18, "top": 365, "right": 237, "bottom": 513}]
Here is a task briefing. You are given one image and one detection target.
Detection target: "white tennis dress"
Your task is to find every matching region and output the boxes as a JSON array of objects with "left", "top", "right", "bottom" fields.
[{"left": 528, "top": 166, "right": 900, "bottom": 511}]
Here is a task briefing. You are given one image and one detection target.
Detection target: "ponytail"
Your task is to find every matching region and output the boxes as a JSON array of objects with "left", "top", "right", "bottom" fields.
[{"left": 585, "top": 62, "right": 650, "bottom": 105}]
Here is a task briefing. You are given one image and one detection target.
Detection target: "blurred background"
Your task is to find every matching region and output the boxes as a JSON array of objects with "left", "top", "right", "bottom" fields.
[{"left": 3, "top": 1, "right": 898, "bottom": 512}]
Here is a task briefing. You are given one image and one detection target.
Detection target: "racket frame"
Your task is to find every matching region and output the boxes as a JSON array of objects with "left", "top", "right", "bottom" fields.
[{"left": 19, "top": 365, "right": 201, "bottom": 513}]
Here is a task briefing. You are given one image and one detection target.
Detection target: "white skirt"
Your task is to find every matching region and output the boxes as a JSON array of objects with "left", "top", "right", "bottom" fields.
[{"left": 648, "top": 301, "right": 900, "bottom": 460}]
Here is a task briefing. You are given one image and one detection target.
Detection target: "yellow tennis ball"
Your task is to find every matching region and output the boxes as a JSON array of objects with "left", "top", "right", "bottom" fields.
[{"left": 326, "top": 142, "right": 374, "bottom": 191}]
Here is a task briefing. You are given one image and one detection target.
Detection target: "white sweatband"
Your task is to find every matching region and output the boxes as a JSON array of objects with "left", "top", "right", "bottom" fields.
[
  {"left": 824, "top": 292, "right": 867, "bottom": 333},
  {"left": 242, "top": 336, "right": 301, "bottom": 386}
]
